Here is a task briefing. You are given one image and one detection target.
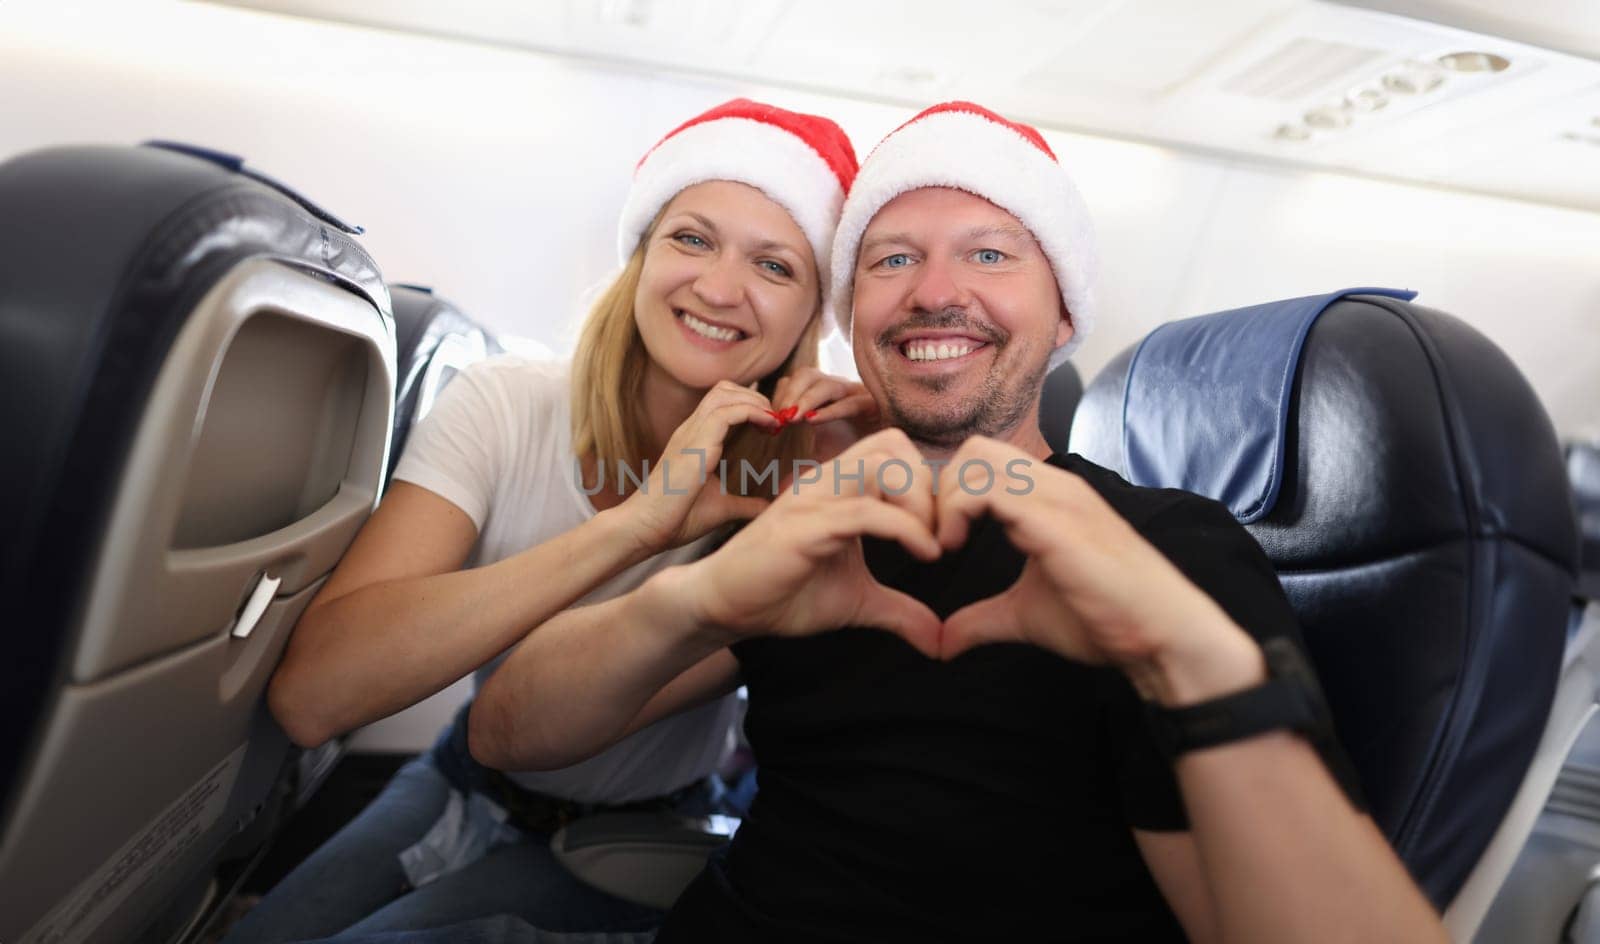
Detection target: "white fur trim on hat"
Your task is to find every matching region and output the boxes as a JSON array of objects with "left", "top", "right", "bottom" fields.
[
  {"left": 617, "top": 117, "right": 847, "bottom": 304},
  {"left": 830, "top": 109, "right": 1098, "bottom": 363}
]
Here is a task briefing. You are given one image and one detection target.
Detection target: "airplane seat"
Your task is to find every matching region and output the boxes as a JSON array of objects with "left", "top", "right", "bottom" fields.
[
  {"left": 1569, "top": 440, "right": 1600, "bottom": 601},
  {"left": 1067, "top": 288, "right": 1581, "bottom": 940},
  {"left": 386, "top": 284, "right": 500, "bottom": 487},
  {"left": 0, "top": 142, "right": 395, "bottom": 944},
  {"left": 1037, "top": 359, "right": 1082, "bottom": 455}
]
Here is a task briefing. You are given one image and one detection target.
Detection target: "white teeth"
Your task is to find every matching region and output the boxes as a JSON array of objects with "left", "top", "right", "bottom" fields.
[
  {"left": 903, "top": 340, "right": 977, "bottom": 361},
  {"left": 681, "top": 312, "right": 741, "bottom": 342}
]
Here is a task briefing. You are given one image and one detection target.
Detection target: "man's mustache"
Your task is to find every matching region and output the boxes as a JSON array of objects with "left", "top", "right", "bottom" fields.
[{"left": 876, "top": 308, "right": 1008, "bottom": 349}]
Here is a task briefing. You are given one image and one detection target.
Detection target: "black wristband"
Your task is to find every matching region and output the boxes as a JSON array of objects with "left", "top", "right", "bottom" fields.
[
  {"left": 1144, "top": 672, "right": 1316, "bottom": 754},
  {"left": 1143, "top": 637, "right": 1367, "bottom": 810}
]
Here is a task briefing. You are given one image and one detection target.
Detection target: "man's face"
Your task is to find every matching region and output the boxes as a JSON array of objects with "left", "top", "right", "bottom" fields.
[{"left": 851, "top": 187, "right": 1071, "bottom": 449}]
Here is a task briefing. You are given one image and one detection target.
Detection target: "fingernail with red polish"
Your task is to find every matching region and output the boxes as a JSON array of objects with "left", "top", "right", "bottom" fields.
[{"left": 804, "top": 410, "right": 819, "bottom": 420}]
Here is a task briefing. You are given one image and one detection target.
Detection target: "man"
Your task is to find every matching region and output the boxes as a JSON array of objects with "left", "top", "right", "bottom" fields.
[{"left": 469, "top": 102, "right": 1447, "bottom": 942}]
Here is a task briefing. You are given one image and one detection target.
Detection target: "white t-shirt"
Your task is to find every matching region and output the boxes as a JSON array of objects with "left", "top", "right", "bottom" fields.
[{"left": 392, "top": 355, "right": 737, "bottom": 804}]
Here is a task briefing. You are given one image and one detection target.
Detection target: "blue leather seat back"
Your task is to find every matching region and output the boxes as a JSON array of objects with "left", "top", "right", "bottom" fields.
[{"left": 1070, "top": 291, "right": 1579, "bottom": 907}]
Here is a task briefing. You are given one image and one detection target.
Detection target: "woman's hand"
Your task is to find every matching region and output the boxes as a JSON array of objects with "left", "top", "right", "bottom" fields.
[
  {"left": 619, "top": 380, "right": 779, "bottom": 553},
  {"left": 772, "top": 366, "right": 881, "bottom": 459}
]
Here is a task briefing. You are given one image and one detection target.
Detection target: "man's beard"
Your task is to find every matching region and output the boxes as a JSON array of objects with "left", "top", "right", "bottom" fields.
[{"left": 875, "top": 309, "right": 1051, "bottom": 449}]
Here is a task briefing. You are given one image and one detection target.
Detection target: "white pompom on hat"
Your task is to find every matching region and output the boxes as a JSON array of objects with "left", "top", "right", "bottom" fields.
[
  {"left": 617, "top": 98, "right": 859, "bottom": 309},
  {"left": 829, "top": 101, "right": 1098, "bottom": 363}
]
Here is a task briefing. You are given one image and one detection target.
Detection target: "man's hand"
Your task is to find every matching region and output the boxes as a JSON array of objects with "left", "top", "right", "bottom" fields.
[
  {"left": 678, "top": 429, "right": 943, "bottom": 657},
  {"left": 619, "top": 380, "right": 779, "bottom": 553},
  {"left": 932, "top": 437, "right": 1264, "bottom": 706},
  {"left": 666, "top": 428, "right": 1263, "bottom": 703}
]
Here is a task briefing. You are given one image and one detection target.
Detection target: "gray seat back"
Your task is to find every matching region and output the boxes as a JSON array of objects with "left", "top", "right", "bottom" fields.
[
  {"left": 1570, "top": 441, "right": 1600, "bottom": 601},
  {"left": 0, "top": 143, "right": 395, "bottom": 944},
  {"left": 1037, "top": 360, "right": 1082, "bottom": 456}
]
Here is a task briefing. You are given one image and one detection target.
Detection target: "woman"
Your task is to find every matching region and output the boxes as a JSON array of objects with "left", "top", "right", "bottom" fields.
[{"left": 224, "top": 98, "right": 864, "bottom": 942}]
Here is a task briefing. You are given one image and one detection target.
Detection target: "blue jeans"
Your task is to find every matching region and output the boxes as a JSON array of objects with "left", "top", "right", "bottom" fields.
[
  {"left": 297, "top": 921, "right": 652, "bottom": 940},
  {"left": 294, "top": 916, "right": 655, "bottom": 944},
  {"left": 223, "top": 709, "right": 669, "bottom": 943}
]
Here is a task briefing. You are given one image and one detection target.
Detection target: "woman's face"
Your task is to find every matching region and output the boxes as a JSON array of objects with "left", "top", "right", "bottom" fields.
[{"left": 634, "top": 180, "right": 819, "bottom": 391}]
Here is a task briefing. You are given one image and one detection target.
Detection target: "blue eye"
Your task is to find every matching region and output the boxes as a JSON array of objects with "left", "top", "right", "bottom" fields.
[
  {"left": 975, "top": 249, "right": 1004, "bottom": 264},
  {"left": 881, "top": 253, "right": 911, "bottom": 269},
  {"left": 760, "top": 260, "right": 794, "bottom": 278},
  {"left": 673, "top": 232, "right": 709, "bottom": 249}
]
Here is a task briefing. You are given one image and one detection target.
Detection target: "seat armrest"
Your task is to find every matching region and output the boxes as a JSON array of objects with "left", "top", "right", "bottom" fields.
[{"left": 550, "top": 812, "right": 738, "bottom": 910}]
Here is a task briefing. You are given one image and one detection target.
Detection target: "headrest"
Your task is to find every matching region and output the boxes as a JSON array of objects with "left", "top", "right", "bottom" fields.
[
  {"left": 1071, "top": 291, "right": 1578, "bottom": 907},
  {"left": 1120, "top": 287, "right": 1416, "bottom": 522},
  {"left": 143, "top": 140, "right": 370, "bottom": 237},
  {"left": 1038, "top": 359, "right": 1083, "bottom": 456}
]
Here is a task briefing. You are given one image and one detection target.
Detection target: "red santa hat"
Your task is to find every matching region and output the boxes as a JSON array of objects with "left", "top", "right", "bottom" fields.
[
  {"left": 830, "top": 101, "right": 1098, "bottom": 362},
  {"left": 617, "top": 98, "right": 858, "bottom": 307}
]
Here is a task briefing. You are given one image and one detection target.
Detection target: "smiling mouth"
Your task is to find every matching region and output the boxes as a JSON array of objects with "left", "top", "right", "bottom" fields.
[
  {"left": 677, "top": 309, "right": 747, "bottom": 343},
  {"left": 898, "top": 338, "right": 989, "bottom": 362}
]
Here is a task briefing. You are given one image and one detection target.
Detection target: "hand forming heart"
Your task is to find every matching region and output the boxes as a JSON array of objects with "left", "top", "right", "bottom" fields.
[
  {"left": 683, "top": 428, "right": 1259, "bottom": 698},
  {"left": 761, "top": 404, "right": 802, "bottom": 434},
  {"left": 617, "top": 369, "right": 879, "bottom": 553},
  {"left": 763, "top": 367, "right": 881, "bottom": 452}
]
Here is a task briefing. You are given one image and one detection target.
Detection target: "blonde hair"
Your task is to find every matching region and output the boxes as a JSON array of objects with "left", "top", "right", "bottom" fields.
[{"left": 571, "top": 226, "right": 822, "bottom": 497}]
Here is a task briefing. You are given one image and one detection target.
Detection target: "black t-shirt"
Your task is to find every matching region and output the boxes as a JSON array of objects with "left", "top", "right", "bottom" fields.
[{"left": 658, "top": 453, "right": 1315, "bottom": 943}]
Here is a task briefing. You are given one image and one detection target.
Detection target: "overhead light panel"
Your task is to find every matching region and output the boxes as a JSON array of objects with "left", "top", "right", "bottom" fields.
[
  {"left": 1437, "top": 51, "right": 1510, "bottom": 73},
  {"left": 1382, "top": 59, "right": 1446, "bottom": 95},
  {"left": 1346, "top": 86, "right": 1389, "bottom": 112},
  {"left": 1266, "top": 49, "right": 1517, "bottom": 145},
  {"left": 1305, "top": 104, "right": 1354, "bottom": 129},
  {"left": 1223, "top": 37, "right": 1387, "bottom": 102}
]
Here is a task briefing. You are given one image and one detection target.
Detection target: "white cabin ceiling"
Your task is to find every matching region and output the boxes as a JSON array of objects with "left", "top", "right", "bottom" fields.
[
  {"left": 204, "top": 0, "right": 1600, "bottom": 212},
  {"left": 1330, "top": 0, "right": 1600, "bottom": 61}
]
